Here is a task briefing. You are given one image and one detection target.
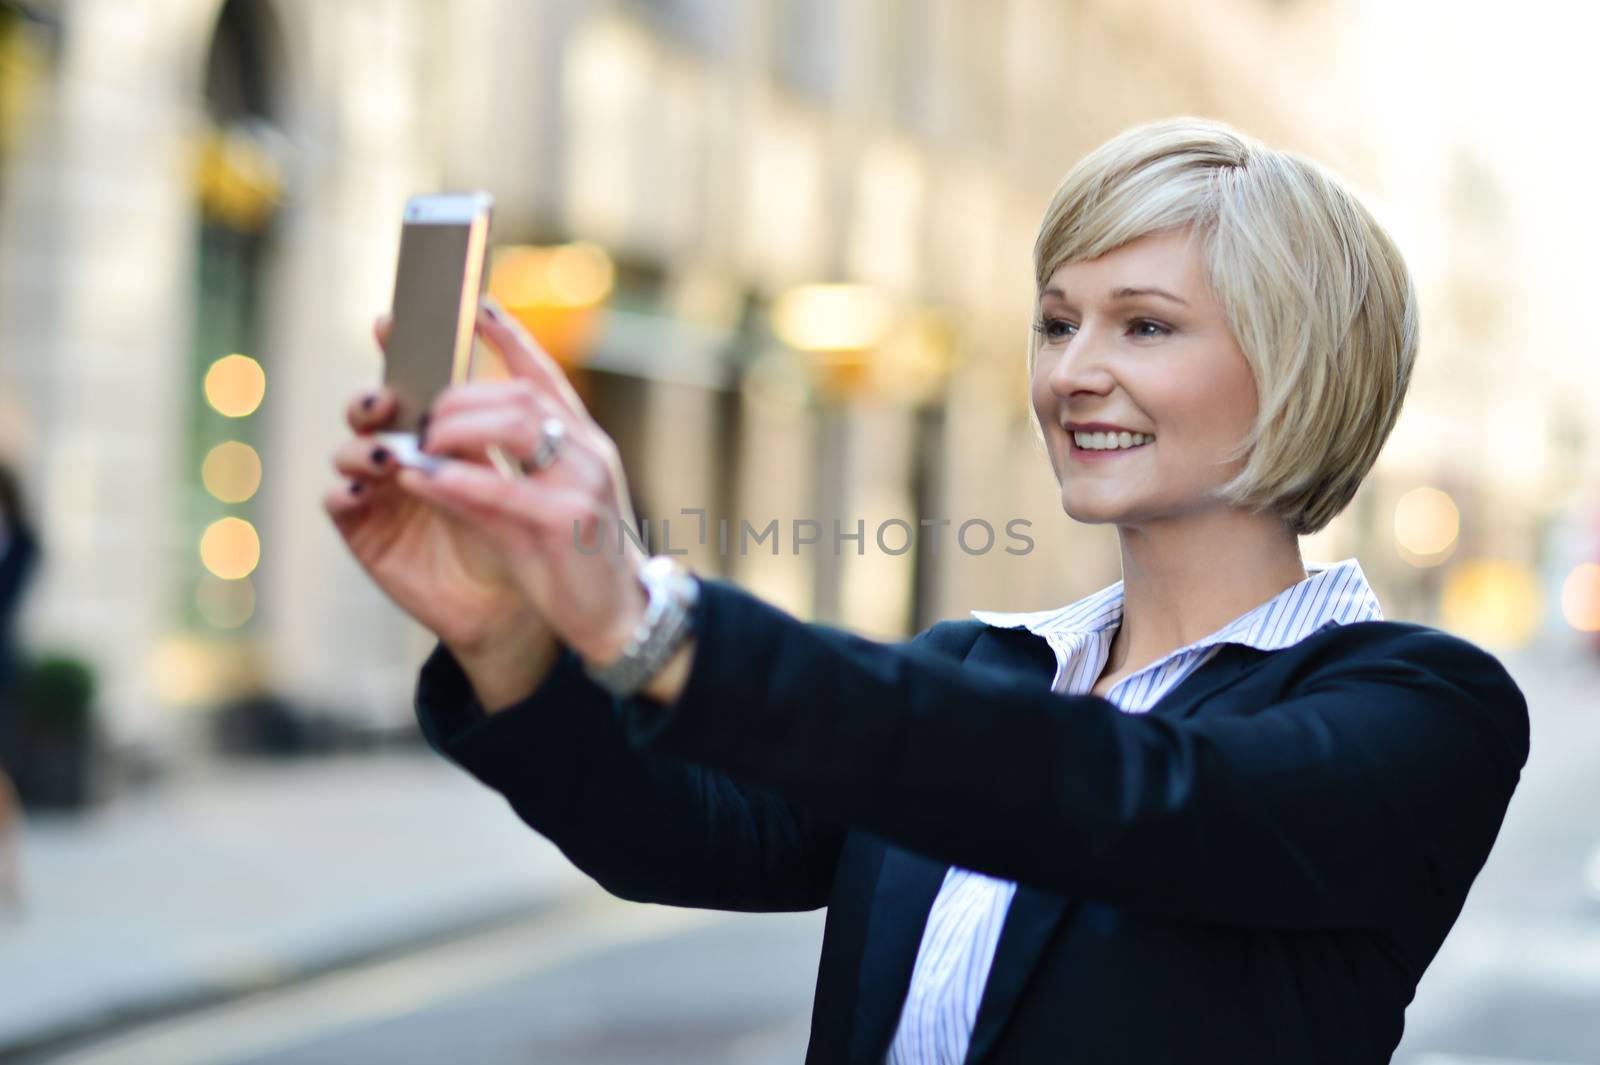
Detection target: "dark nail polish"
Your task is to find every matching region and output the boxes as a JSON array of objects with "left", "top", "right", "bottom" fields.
[
  {"left": 372, "top": 446, "right": 390, "bottom": 465},
  {"left": 349, "top": 480, "right": 365, "bottom": 495},
  {"left": 417, "top": 411, "right": 432, "bottom": 448},
  {"left": 362, "top": 393, "right": 377, "bottom": 411}
]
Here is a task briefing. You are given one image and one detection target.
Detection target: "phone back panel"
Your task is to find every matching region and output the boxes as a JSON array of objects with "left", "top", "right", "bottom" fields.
[{"left": 385, "top": 206, "right": 490, "bottom": 432}]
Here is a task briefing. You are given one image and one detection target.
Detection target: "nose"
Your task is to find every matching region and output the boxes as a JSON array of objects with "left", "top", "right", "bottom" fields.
[{"left": 1042, "top": 319, "right": 1116, "bottom": 401}]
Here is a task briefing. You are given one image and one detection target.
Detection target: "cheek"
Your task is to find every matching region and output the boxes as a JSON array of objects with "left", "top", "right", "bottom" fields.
[
  {"left": 1143, "top": 393, "right": 1249, "bottom": 482},
  {"left": 1029, "top": 364, "right": 1055, "bottom": 421}
]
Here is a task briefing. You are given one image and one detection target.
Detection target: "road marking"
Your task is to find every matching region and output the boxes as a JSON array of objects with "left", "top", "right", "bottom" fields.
[{"left": 51, "top": 891, "right": 719, "bottom": 1065}]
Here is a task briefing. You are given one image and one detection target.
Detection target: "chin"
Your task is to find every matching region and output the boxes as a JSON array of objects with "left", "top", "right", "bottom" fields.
[{"left": 1058, "top": 489, "right": 1121, "bottom": 526}]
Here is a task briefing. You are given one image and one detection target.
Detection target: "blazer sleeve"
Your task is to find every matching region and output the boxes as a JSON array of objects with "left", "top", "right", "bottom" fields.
[
  {"left": 619, "top": 576, "right": 1531, "bottom": 933},
  {"left": 413, "top": 619, "right": 974, "bottom": 912}
]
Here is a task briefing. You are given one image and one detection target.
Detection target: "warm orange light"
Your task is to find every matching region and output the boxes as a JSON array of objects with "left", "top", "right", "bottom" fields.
[
  {"left": 1439, "top": 558, "right": 1542, "bottom": 648},
  {"left": 546, "top": 242, "right": 615, "bottom": 306},
  {"left": 491, "top": 245, "right": 547, "bottom": 308},
  {"left": 488, "top": 243, "right": 614, "bottom": 369},
  {"left": 200, "top": 517, "right": 260, "bottom": 580},
  {"left": 1560, "top": 562, "right": 1600, "bottom": 632},
  {"left": 204, "top": 355, "right": 266, "bottom": 418},
  {"left": 490, "top": 242, "right": 614, "bottom": 309},
  {"left": 202, "top": 441, "right": 262, "bottom": 503}
]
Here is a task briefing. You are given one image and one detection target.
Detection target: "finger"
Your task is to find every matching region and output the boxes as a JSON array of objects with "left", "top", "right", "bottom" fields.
[
  {"left": 476, "top": 300, "right": 588, "bottom": 416},
  {"left": 428, "top": 378, "right": 550, "bottom": 421},
  {"left": 422, "top": 405, "right": 542, "bottom": 461},
  {"left": 375, "top": 313, "right": 393, "bottom": 352},
  {"left": 399, "top": 461, "right": 587, "bottom": 538},
  {"left": 427, "top": 379, "right": 605, "bottom": 457},
  {"left": 322, "top": 478, "right": 373, "bottom": 531},
  {"left": 393, "top": 466, "right": 546, "bottom": 548},
  {"left": 430, "top": 408, "right": 614, "bottom": 503},
  {"left": 427, "top": 379, "right": 609, "bottom": 466},
  {"left": 346, "top": 387, "right": 398, "bottom": 434},
  {"left": 332, "top": 436, "right": 404, "bottom": 479}
]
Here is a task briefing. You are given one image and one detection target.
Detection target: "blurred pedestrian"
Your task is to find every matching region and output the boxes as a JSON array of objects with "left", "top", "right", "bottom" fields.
[
  {"left": 328, "top": 117, "right": 1529, "bottom": 1063},
  {"left": 0, "top": 459, "right": 37, "bottom": 913}
]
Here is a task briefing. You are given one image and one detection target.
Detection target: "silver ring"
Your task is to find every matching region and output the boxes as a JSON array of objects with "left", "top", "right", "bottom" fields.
[{"left": 522, "top": 417, "right": 567, "bottom": 474}]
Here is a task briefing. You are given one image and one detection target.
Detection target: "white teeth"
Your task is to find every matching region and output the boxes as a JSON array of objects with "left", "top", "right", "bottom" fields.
[{"left": 1072, "top": 430, "right": 1153, "bottom": 450}]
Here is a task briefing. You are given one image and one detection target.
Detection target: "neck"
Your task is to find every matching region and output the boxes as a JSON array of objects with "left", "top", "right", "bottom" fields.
[{"left": 1105, "top": 507, "right": 1307, "bottom": 677}]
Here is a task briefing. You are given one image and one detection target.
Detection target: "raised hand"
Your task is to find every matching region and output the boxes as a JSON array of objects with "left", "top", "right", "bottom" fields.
[
  {"left": 323, "top": 315, "right": 556, "bottom": 708},
  {"left": 394, "top": 300, "right": 657, "bottom": 673}
]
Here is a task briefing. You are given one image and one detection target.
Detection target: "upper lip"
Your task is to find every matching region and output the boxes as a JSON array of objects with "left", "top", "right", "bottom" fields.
[{"left": 1064, "top": 421, "right": 1154, "bottom": 435}]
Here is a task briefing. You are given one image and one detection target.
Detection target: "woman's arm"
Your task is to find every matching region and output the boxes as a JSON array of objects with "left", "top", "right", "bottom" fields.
[
  {"left": 415, "top": 620, "right": 976, "bottom": 912},
  {"left": 620, "top": 577, "right": 1530, "bottom": 933}
]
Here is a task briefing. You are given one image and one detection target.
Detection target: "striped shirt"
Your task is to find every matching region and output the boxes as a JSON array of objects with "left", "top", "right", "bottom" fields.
[{"left": 883, "top": 557, "right": 1385, "bottom": 1065}]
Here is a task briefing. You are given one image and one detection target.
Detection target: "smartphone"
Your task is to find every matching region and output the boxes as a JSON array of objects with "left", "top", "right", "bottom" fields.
[{"left": 375, "top": 191, "right": 493, "bottom": 469}]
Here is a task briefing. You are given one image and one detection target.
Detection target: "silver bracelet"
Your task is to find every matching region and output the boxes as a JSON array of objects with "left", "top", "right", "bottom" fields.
[{"left": 582, "top": 556, "right": 699, "bottom": 697}]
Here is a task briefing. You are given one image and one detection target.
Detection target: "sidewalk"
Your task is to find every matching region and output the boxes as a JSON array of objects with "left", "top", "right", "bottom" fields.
[{"left": 0, "top": 748, "right": 590, "bottom": 1058}]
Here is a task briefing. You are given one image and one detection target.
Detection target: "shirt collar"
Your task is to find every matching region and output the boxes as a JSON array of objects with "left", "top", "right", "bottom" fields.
[{"left": 969, "top": 557, "right": 1383, "bottom": 656}]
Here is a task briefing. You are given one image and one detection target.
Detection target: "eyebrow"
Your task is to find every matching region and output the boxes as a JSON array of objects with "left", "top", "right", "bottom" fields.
[{"left": 1040, "top": 286, "right": 1191, "bottom": 307}]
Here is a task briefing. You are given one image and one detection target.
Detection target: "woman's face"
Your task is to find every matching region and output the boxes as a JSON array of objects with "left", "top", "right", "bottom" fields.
[{"left": 1030, "top": 226, "right": 1259, "bottom": 528}]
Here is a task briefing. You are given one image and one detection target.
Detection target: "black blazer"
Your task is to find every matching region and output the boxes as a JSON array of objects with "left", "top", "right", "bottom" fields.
[{"left": 414, "top": 576, "right": 1528, "bottom": 1064}]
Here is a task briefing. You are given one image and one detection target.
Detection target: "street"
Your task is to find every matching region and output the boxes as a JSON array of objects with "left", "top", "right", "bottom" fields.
[
  {"left": 29, "top": 641, "right": 1600, "bottom": 1065},
  {"left": 36, "top": 893, "right": 824, "bottom": 1065}
]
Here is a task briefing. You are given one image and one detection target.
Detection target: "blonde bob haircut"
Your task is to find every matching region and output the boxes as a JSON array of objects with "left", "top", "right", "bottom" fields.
[{"left": 1029, "top": 116, "right": 1418, "bottom": 537}]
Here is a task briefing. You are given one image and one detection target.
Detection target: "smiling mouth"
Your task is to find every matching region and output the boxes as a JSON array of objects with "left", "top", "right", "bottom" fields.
[{"left": 1068, "top": 428, "right": 1158, "bottom": 457}]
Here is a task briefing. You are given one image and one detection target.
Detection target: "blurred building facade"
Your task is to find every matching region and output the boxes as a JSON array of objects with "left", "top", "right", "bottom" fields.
[{"left": 0, "top": 0, "right": 1589, "bottom": 755}]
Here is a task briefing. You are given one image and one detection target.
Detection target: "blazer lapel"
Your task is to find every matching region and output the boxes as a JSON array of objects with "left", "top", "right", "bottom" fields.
[
  {"left": 848, "top": 846, "right": 950, "bottom": 1063},
  {"left": 1145, "top": 640, "right": 1270, "bottom": 721},
  {"left": 962, "top": 884, "right": 1072, "bottom": 1063},
  {"left": 959, "top": 638, "right": 1271, "bottom": 1062},
  {"left": 848, "top": 627, "right": 1059, "bottom": 1063}
]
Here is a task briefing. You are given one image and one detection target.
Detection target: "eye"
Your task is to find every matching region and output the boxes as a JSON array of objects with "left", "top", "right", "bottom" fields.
[
  {"left": 1129, "top": 319, "right": 1172, "bottom": 338},
  {"left": 1031, "top": 316, "right": 1076, "bottom": 342}
]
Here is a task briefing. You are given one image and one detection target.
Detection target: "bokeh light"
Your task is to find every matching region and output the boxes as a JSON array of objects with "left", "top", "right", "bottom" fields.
[
  {"left": 148, "top": 636, "right": 218, "bottom": 706},
  {"left": 488, "top": 243, "right": 614, "bottom": 369},
  {"left": 196, "top": 574, "right": 256, "bottom": 629},
  {"left": 204, "top": 354, "right": 266, "bottom": 418},
  {"left": 1560, "top": 562, "right": 1600, "bottom": 632},
  {"left": 200, "top": 517, "right": 261, "bottom": 580},
  {"left": 546, "top": 242, "right": 615, "bottom": 306},
  {"left": 771, "top": 283, "right": 894, "bottom": 353},
  {"left": 201, "top": 441, "right": 262, "bottom": 503},
  {"left": 1393, "top": 486, "right": 1460, "bottom": 564},
  {"left": 1439, "top": 558, "right": 1543, "bottom": 648},
  {"left": 491, "top": 242, "right": 615, "bottom": 309}
]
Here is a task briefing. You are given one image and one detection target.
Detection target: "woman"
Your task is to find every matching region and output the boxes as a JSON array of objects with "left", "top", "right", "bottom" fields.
[
  {"left": 0, "top": 460, "right": 38, "bottom": 913},
  {"left": 326, "top": 117, "right": 1528, "bottom": 1063}
]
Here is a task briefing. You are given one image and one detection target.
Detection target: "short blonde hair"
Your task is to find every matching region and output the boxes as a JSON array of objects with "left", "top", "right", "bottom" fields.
[{"left": 1029, "top": 116, "right": 1418, "bottom": 537}]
